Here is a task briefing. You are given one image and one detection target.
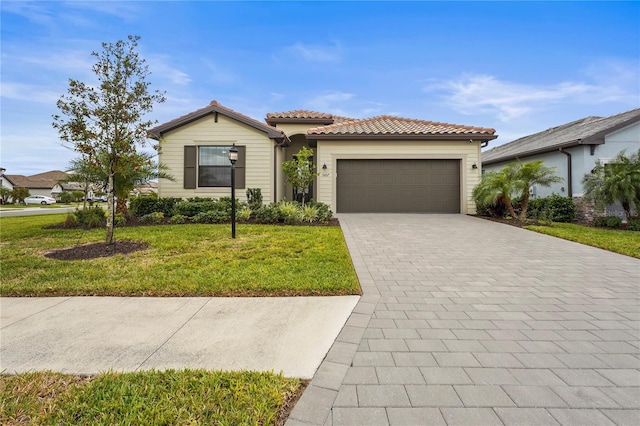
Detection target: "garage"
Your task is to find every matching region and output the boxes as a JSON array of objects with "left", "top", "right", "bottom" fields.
[{"left": 336, "top": 159, "right": 461, "bottom": 213}]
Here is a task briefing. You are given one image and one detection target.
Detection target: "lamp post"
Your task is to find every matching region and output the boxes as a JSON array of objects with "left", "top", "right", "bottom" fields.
[{"left": 228, "top": 144, "right": 238, "bottom": 239}]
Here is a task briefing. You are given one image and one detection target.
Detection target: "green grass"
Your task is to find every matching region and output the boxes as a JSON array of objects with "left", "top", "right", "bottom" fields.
[
  {"left": 0, "top": 370, "right": 303, "bottom": 425},
  {"left": 525, "top": 222, "right": 640, "bottom": 259},
  {"left": 0, "top": 214, "right": 360, "bottom": 296}
]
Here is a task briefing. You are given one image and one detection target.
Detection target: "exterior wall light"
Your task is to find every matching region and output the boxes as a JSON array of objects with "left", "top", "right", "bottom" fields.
[{"left": 472, "top": 163, "right": 478, "bottom": 169}]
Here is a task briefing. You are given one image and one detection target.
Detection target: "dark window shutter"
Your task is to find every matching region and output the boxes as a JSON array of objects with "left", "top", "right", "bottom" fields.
[
  {"left": 235, "top": 146, "right": 246, "bottom": 189},
  {"left": 184, "top": 146, "right": 197, "bottom": 189}
]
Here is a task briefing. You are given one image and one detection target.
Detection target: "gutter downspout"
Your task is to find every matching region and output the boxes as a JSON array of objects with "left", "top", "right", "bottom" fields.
[{"left": 559, "top": 148, "right": 572, "bottom": 198}]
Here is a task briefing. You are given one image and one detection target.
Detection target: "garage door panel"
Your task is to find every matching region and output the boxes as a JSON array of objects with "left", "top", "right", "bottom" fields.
[{"left": 337, "top": 159, "right": 460, "bottom": 213}]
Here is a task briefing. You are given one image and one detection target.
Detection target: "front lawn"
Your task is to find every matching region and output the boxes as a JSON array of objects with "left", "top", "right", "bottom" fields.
[
  {"left": 0, "top": 370, "right": 303, "bottom": 425},
  {"left": 0, "top": 214, "right": 360, "bottom": 296},
  {"left": 525, "top": 222, "right": 640, "bottom": 259}
]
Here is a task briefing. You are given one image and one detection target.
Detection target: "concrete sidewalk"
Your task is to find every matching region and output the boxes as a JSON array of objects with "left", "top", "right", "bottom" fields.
[{"left": 0, "top": 296, "right": 359, "bottom": 378}]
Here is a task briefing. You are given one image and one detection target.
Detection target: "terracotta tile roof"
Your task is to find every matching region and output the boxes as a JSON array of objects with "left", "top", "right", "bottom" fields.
[
  {"left": 482, "top": 107, "right": 640, "bottom": 165},
  {"left": 266, "top": 110, "right": 334, "bottom": 120},
  {"left": 265, "top": 110, "right": 355, "bottom": 126},
  {"left": 307, "top": 115, "right": 496, "bottom": 136},
  {"left": 149, "top": 100, "right": 286, "bottom": 140}
]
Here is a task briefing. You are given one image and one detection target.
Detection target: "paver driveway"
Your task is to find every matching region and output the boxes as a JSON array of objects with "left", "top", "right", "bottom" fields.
[{"left": 288, "top": 214, "right": 640, "bottom": 426}]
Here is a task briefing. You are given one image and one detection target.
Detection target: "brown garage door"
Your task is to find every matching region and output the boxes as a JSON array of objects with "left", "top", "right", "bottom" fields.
[{"left": 337, "top": 159, "right": 460, "bottom": 213}]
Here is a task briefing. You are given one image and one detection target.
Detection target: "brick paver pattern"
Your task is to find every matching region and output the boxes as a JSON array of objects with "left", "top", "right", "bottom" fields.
[{"left": 287, "top": 214, "right": 640, "bottom": 426}]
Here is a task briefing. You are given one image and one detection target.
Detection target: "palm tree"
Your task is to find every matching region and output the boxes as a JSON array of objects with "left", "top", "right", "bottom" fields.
[
  {"left": 583, "top": 148, "right": 640, "bottom": 220},
  {"left": 473, "top": 163, "right": 519, "bottom": 219},
  {"left": 515, "top": 161, "right": 563, "bottom": 220},
  {"left": 473, "top": 160, "right": 562, "bottom": 221}
]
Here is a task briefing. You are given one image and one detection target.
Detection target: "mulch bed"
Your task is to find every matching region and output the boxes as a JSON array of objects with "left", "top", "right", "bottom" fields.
[{"left": 44, "top": 241, "right": 149, "bottom": 261}]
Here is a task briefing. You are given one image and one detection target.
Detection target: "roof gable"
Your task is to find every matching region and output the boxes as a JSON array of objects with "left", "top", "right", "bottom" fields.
[
  {"left": 149, "top": 100, "right": 286, "bottom": 140},
  {"left": 307, "top": 115, "right": 497, "bottom": 140},
  {"left": 483, "top": 108, "right": 640, "bottom": 164}
]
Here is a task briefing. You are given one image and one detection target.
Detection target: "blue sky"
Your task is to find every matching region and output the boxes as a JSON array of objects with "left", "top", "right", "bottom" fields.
[{"left": 2, "top": 1, "right": 639, "bottom": 175}]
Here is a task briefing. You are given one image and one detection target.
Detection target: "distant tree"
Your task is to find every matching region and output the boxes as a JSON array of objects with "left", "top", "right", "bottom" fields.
[
  {"left": 282, "top": 146, "right": 318, "bottom": 206},
  {"left": 52, "top": 35, "right": 165, "bottom": 244},
  {"left": 473, "top": 160, "right": 562, "bottom": 221},
  {"left": 11, "top": 186, "right": 30, "bottom": 204},
  {"left": 0, "top": 187, "right": 11, "bottom": 204},
  {"left": 71, "top": 190, "right": 85, "bottom": 202},
  {"left": 582, "top": 148, "right": 640, "bottom": 220},
  {"left": 60, "top": 192, "right": 74, "bottom": 204},
  {"left": 67, "top": 151, "right": 174, "bottom": 217}
]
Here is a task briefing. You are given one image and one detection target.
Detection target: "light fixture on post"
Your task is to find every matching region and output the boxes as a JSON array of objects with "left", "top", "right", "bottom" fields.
[{"left": 228, "top": 144, "right": 238, "bottom": 239}]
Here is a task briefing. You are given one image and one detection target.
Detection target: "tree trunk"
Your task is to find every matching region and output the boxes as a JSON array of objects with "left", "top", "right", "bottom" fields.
[
  {"left": 116, "top": 196, "right": 129, "bottom": 217},
  {"left": 622, "top": 201, "right": 632, "bottom": 221},
  {"left": 106, "top": 173, "right": 115, "bottom": 244},
  {"left": 519, "top": 192, "right": 531, "bottom": 221},
  {"left": 504, "top": 195, "right": 518, "bottom": 219}
]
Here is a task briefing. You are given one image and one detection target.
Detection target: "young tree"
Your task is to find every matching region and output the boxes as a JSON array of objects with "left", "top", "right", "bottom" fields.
[
  {"left": 11, "top": 186, "right": 30, "bottom": 204},
  {"left": 66, "top": 151, "right": 174, "bottom": 217},
  {"left": 583, "top": 148, "right": 640, "bottom": 220},
  {"left": 282, "top": 146, "right": 318, "bottom": 206},
  {"left": 473, "top": 160, "right": 562, "bottom": 221},
  {"left": 53, "top": 35, "right": 165, "bottom": 244}
]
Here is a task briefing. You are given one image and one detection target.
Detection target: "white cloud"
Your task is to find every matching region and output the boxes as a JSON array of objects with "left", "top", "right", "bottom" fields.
[
  {"left": 424, "top": 60, "right": 639, "bottom": 123},
  {"left": 62, "top": 1, "right": 141, "bottom": 22},
  {"left": 200, "top": 59, "right": 236, "bottom": 84},
  {"left": 424, "top": 75, "right": 594, "bottom": 121},
  {"left": 146, "top": 55, "right": 191, "bottom": 86},
  {"left": 288, "top": 41, "right": 343, "bottom": 63},
  {"left": 306, "top": 91, "right": 355, "bottom": 112},
  {"left": 1, "top": 82, "right": 62, "bottom": 104}
]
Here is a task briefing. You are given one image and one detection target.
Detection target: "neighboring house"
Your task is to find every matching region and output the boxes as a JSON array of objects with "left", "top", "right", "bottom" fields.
[
  {"left": 149, "top": 100, "right": 497, "bottom": 214},
  {"left": 3, "top": 170, "right": 92, "bottom": 201},
  {"left": 132, "top": 181, "right": 158, "bottom": 196},
  {"left": 51, "top": 182, "right": 87, "bottom": 198},
  {"left": 4, "top": 170, "right": 69, "bottom": 198},
  {"left": 482, "top": 108, "right": 640, "bottom": 218}
]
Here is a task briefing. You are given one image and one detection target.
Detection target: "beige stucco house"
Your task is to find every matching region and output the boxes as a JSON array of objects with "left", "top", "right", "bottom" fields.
[{"left": 149, "top": 101, "right": 497, "bottom": 214}]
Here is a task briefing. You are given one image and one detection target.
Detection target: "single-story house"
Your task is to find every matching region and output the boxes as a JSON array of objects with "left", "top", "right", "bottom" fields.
[
  {"left": 149, "top": 101, "right": 497, "bottom": 214},
  {"left": 4, "top": 170, "right": 70, "bottom": 198},
  {"left": 481, "top": 108, "right": 640, "bottom": 218}
]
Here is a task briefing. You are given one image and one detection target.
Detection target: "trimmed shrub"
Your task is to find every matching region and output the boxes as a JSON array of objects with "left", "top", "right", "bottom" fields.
[
  {"left": 594, "top": 216, "right": 622, "bottom": 228},
  {"left": 139, "top": 212, "right": 165, "bottom": 224},
  {"left": 130, "top": 194, "right": 159, "bottom": 217},
  {"left": 156, "top": 197, "right": 181, "bottom": 217},
  {"left": 114, "top": 213, "right": 127, "bottom": 227},
  {"left": 192, "top": 210, "right": 229, "bottom": 224},
  {"left": 278, "top": 201, "right": 302, "bottom": 224},
  {"left": 169, "top": 214, "right": 188, "bottom": 224},
  {"left": 527, "top": 194, "right": 577, "bottom": 223},
  {"left": 74, "top": 206, "right": 106, "bottom": 229},
  {"left": 626, "top": 219, "right": 640, "bottom": 231},
  {"left": 255, "top": 204, "right": 284, "bottom": 224},
  {"left": 246, "top": 188, "right": 263, "bottom": 209},
  {"left": 173, "top": 199, "right": 217, "bottom": 217}
]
